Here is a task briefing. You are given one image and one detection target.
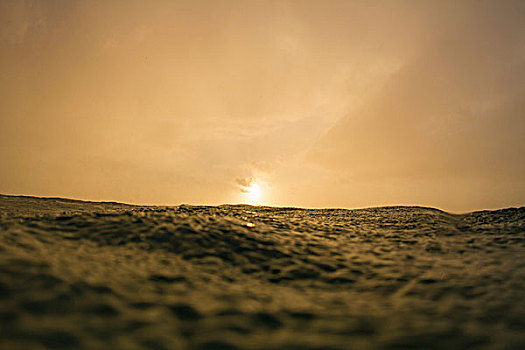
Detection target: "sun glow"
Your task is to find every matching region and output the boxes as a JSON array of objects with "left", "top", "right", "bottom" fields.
[
  {"left": 236, "top": 177, "right": 265, "bottom": 204},
  {"left": 245, "top": 182, "right": 262, "bottom": 202}
]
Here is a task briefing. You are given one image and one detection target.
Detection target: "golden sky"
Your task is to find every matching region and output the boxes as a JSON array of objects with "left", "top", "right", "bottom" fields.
[{"left": 1, "top": 0, "right": 524, "bottom": 212}]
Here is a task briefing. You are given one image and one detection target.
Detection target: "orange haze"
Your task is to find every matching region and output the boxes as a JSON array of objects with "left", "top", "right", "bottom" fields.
[{"left": 1, "top": 0, "right": 524, "bottom": 212}]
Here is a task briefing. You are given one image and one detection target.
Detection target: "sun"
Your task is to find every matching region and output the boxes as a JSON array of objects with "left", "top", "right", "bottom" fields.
[
  {"left": 245, "top": 182, "right": 262, "bottom": 201},
  {"left": 237, "top": 177, "right": 265, "bottom": 204}
]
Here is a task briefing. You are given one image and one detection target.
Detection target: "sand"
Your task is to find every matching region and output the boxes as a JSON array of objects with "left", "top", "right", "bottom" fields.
[{"left": 0, "top": 194, "right": 524, "bottom": 349}]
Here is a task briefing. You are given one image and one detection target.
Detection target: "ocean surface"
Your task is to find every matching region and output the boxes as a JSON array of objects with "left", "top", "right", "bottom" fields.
[{"left": 0, "top": 194, "right": 524, "bottom": 349}]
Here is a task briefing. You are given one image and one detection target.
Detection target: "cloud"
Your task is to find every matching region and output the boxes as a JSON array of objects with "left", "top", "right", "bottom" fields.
[
  {"left": 1, "top": 0, "right": 523, "bottom": 210},
  {"left": 235, "top": 177, "right": 256, "bottom": 194},
  {"left": 309, "top": 0, "right": 525, "bottom": 185}
]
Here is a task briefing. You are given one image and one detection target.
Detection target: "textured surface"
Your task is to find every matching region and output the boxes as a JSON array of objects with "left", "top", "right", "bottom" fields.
[{"left": 0, "top": 194, "right": 524, "bottom": 349}]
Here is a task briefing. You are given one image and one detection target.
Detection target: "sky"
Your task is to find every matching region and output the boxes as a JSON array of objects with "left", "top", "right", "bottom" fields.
[{"left": 1, "top": 0, "right": 524, "bottom": 212}]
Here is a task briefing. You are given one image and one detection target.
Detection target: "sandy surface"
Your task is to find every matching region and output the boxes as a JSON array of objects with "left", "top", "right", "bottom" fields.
[{"left": 0, "top": 194, "right": 524, "bottom": 349}]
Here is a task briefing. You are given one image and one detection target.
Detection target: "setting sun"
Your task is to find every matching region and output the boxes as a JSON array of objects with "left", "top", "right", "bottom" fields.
[
  {"left": 236, "top": 177, "right": 264, "bottom": 204},
  {"left": 245, "top": 182, "right": 261, "bottom": 202}
]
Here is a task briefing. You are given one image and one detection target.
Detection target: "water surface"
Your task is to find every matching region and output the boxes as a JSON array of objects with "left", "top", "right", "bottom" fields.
[{"left": 0, "top": 195, "right": 524, "bottom": 349}]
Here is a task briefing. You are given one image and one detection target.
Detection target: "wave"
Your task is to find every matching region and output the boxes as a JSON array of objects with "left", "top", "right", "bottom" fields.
[{"left": 0, "top": 195, "right": 524, "bottom": 349}]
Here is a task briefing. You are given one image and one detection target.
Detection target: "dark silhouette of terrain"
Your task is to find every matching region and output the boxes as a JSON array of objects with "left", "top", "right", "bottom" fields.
[{"left": 0, "top": 194, "right": 524, "bottom": 349}]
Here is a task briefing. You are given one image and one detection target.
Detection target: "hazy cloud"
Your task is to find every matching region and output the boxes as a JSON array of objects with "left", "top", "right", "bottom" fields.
[{"left": 1, "top": 0, "right": 523, "bottom": 211}]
